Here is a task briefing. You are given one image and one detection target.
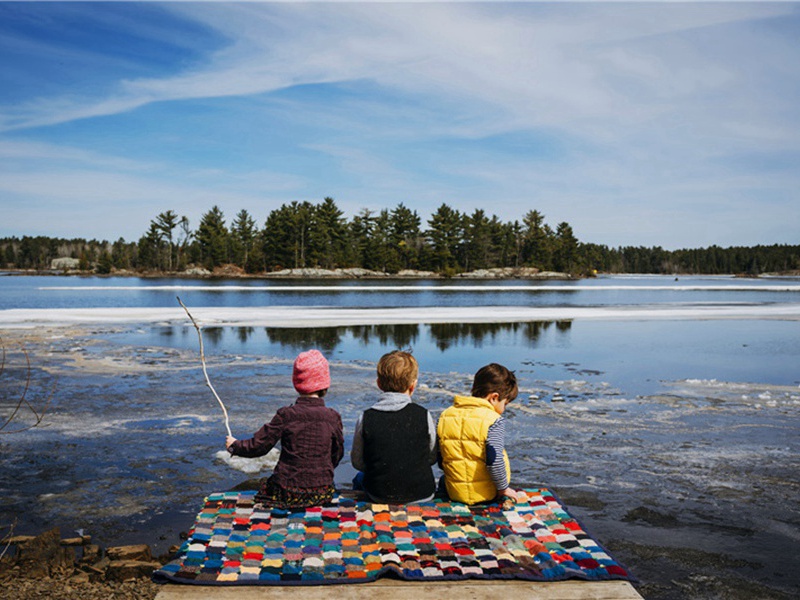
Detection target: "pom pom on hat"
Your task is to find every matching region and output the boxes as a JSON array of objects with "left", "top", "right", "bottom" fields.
[{"left": 292, "top": 349, "right": 330, "bottom": 395}]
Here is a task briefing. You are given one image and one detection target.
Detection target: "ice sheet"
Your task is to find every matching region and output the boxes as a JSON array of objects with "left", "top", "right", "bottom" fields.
[
  {"left": 2, "top": 302, "right": 799, "bottom": 328},
  {"left": 37, "top": 284, "right": 800, "bottom": 292}
]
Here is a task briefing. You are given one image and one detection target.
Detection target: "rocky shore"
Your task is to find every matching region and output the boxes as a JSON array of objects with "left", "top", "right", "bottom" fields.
[
  {"left": 3, "top": 265, "right": 575, "bottom": 279},
  {"left": 1, "top": 528, "right": 164, "bottom": 600}
]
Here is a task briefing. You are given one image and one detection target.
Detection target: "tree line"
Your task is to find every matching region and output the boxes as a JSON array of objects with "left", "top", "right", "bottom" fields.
[{"left": 1, "top": 198, "right": 798, "bottom": 276}]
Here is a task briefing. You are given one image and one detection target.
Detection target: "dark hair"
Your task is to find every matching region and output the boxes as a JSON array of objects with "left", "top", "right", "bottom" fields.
[
  {"left": 309, "top": 388, "right": 328, "bottom": 398},
  {"left": 471, "top": 363, "right": 518, "bottom": 402}
]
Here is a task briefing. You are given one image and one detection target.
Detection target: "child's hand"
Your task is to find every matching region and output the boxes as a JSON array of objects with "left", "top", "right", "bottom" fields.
[
  {"left": 225, "top": 435, "right": 237, "bottom": 449},
  {"left": 498, "top": 487, "right": 519, "bottom": 509}
]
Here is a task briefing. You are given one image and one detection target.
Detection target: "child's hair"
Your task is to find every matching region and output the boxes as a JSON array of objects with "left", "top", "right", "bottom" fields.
[
  {"left": 376, "top": 350, "right": 419, "bottom": 393},
  {"left": 471, "top": 363, "right": 518, "bottom": 402}
]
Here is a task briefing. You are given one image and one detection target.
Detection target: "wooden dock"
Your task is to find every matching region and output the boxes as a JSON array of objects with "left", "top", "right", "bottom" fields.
[{"left": 155, "top": 578, "right": 644, "bottom": 599}]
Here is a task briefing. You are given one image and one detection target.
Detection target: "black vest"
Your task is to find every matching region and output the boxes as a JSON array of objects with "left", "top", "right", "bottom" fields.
[{"left": 362, "top": 403, "right": 435, "bottom": 503}]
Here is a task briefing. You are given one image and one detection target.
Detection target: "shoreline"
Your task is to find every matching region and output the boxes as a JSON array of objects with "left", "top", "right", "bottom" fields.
[
  {"left": 0, "top": 267, "right": 575, "bottom": 280},
  {"left": 1, "top": 326, "right": 798, "bottom": 599},
  {"left": 3, "top": 267, "right": 800, "bottom": 279}
]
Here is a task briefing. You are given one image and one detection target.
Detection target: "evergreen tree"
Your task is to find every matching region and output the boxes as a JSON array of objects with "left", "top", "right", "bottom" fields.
[
  {"left": 426, "top": 203, "right": 463, "bottom": 273},
  {"left": 389, "top": 203, "right": 423, "bottom": 270},
  {"left": 96, "top": 251, "right": 113, "bottom": 274},
  {"left": 231, "top": 209, "right": 258, "bottom": 272},
  {"left": 368, "top": 209, "right": 401, "bottom": 273},
  {"left": 154, "top": 210, "right": 179, "bottom": 271},
  {"left": 463, "top": 209, "right": 493, "bottom": 271},
  {"left": 4, "top": 241, "right": 16, "bottom": 267},
  {"left": 196, "top": 206, "right": 229, "bottom": 269},
  {"left": 136, "top": 224, "right": 162, "bottom": 270},
  {"left": 521, "top": 210, "right": 552, "bottom": 269},
  {"left": 262, "top": 201, "right": 315, "bottom": 270},
  {"left": 314, "top": 197, "right": 349, "bottom": 269},
  {"left": 111, "top": 237, "right": 135, "bottom": 270},
  {"left": 553, "top": 222, "right": 579, "bottom": 273},
  {"left": 349, "top": 208, "right": 377, "bottom": 270}
]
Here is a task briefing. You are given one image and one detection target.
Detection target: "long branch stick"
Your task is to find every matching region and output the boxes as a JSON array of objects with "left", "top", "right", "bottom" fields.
[{"left": 177, "top": 296, "right": 232, "bottom": 437}]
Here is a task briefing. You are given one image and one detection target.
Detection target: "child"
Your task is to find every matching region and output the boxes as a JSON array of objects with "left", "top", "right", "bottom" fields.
[
  {"left": 226, "top": 349, "right": 344, "bottom": 509},
  {"left": 350, "top": 350, "right": 437, "bottom": 503},
  {"left": 437, "top": 363, "right": 519, "bottom": 505}
]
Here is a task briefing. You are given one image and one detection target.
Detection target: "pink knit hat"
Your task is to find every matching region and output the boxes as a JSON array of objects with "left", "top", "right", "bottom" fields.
[{"left": 292, "top": 349, "right": 330, "bottom": 395}]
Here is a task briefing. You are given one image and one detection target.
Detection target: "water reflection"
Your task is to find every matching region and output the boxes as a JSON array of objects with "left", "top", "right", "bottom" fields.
[
  {"left": 264, "top": 327, "right": 346, "bottom": 353},
  {"left": 256, "top": 321, "right": 572, "bottom": 352},
  {"left": 348, "top": 324, "right": 420, "bottom": 349},
  {"left": 428, "top": 321, "right": 569, "bottom": 350},
  {"left": 161, "top": 320, "right": 573, "bottom": 353},
  {"left": 236, "top": 327, "right": 254, "bottom": 343},
  {"left": 203, "top": 327, "right": 224, "bottom": 344}
]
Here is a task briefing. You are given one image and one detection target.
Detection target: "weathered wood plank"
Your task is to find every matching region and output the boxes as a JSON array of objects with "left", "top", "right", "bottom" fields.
[{"left": 155, "top": 580, "right": 643, "bottom": 600}]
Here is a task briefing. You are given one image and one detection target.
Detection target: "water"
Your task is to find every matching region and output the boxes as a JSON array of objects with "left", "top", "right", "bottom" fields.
[
  {"left": 2, "top": 273, "right": 800, "bottom": 310},
  {"left": 1, "top": 274, "right": 799, "bottom": 598}
]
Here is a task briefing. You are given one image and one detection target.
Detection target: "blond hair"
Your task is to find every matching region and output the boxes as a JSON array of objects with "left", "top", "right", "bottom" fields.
[{"left": 377, "top": 351, "right": 419, "bottom": 392}]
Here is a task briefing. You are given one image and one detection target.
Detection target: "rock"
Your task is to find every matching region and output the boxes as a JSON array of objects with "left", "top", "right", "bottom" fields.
[
  {"left": 212, "top": 263, "right": 245, "bottom": 276},
  {"left": 5, "top": 535, "right": 36, "bottom": 545},
  {"left": 50, "top": 257, "right": 81, "bottom": 270},
  {"left": 15, "top": 528, "right": 74, "bottom": 579},
  {"left": 395, "top": 269, "right": 440, "bottom": 278},
  {"left": 69, "top": 571, "right": 91, "bottom": 584},
  {"left": 80, "top": 563, "right": 107, "bottom": 583},
  {"left": 105, "top": 560, "right": 163, "bottom": 582},
  {"left": 335, "top": 267, "right": 387, "bottom": 278},
  {"left": 80, "top": 544, "right": 101, "bottom": 565},
  {"left": 452, "top": 266, "right": 571, "bottom": 279},
  {"left": 61, "top": 535, "right": 92, "bottom": 546},
  {"left": 182, "top": 266, "right": 211, "bottom": 276},
  {"left": 106, "top": 544, "right": 151, "bottom": 562}
]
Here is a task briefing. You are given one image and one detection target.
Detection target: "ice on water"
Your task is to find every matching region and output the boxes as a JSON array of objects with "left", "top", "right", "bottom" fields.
[{"left": 215, "top": 448, "right": 280, "bottom": 474}]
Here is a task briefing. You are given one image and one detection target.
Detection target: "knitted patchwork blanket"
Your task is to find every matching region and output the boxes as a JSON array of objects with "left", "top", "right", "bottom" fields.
[{"left": 153, "top": 488, "right": 633, "bottom": 586}]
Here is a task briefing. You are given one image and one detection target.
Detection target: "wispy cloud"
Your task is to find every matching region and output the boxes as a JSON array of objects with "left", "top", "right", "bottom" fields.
[{"left": 0, "top": 2, "right": 798, "bottom": 247}]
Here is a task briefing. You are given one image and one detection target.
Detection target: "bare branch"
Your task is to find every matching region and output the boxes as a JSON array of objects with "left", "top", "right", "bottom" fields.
[
  {"left": 0, "top": 520, "right": 17, "bottom": 561},
  {"left": 0, "top": 336, "right": 51, "bottom": 435},
  {"left": 176, "top": 296, "right": 232, "bottom": 436}
]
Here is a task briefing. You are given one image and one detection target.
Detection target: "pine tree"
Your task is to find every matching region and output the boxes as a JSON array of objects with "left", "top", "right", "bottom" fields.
[
  {"left": 154, "top": 210, "right": 179, "bottom": 271},
  {"left": 553, "top": 222, "right": 579, "bottom": 273},
  {"left": 349, "top": 208, "right": 376, "bottom": 270},
  {"left": 314, "top": 197, "right": 349, "bottom": 269},
  {"left": 196, "top": 206, "right": 229, "bottom": 269},
  {"left": 389, "top": 203, "right": 423, "bottom": 270},
  {"left": 463, "top": 209, "right": 493, "bottom": 271},
  {"left": 231, "top": 209, "right": 258, "bottom": 272},
  {"left": 426, "top": 203, "right": 463, "bottom": 273}
]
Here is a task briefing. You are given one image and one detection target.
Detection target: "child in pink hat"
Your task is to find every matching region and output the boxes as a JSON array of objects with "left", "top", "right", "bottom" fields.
[{"left": 226, "top": 349, "right": 344, "bottom": 508}]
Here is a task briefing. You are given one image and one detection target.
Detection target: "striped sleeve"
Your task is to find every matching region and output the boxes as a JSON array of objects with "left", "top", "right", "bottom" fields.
[{"left": 485, "top": 417, "right": 508, "bottom": 492}]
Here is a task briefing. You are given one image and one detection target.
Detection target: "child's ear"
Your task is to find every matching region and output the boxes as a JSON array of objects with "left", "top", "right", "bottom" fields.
[{"left": 486, "top": 392, "right": 500, "bottom": 404}]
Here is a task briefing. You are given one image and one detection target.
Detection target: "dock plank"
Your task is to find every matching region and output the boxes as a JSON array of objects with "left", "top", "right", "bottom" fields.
[{"left": 155, "top": 579, "right": 643, "bottom": 600}]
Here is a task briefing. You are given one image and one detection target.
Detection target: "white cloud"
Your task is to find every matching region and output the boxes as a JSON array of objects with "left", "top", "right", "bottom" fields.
[{"left": 0, "top": 2, "right": 798, "bottom": 247}]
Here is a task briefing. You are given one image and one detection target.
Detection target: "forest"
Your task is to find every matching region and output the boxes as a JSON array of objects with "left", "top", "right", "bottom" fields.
[{"left": 1, "top": 198, "right": 798, "bottom": 276}]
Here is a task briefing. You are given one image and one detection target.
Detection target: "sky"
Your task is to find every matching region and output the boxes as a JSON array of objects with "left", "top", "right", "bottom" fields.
[{"left": 0, "top": 1, "right": 799, "bottom": 250}]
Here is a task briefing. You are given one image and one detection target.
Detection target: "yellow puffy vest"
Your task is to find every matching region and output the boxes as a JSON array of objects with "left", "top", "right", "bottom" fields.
[{"left": 437, "top": 395, "right": 511, "bottom": 505}]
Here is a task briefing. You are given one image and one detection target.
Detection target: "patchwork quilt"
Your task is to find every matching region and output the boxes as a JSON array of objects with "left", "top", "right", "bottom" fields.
[{"left": 153, "top": 488, "right": 634, "bottom": 585}]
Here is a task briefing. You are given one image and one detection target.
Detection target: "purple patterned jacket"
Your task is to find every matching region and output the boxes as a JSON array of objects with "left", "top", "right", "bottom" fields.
[{"left": 229, "top": 396, "right": 344, "bottom": 489}]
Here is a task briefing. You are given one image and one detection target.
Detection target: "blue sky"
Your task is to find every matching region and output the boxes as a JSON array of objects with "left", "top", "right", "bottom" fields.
[{"left": 1, "top": 2, "right": 798, "bottom": 250}]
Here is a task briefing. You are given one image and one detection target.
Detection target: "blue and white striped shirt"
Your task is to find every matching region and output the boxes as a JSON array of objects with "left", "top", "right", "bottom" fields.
[{"left": 485, "top": 417, "right": 508, "bottom": 491}]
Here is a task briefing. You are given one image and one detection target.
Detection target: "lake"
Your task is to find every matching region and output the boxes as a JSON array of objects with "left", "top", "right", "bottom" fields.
[{"left": 1, "top": 274, "right": 799, "bottom": 599}]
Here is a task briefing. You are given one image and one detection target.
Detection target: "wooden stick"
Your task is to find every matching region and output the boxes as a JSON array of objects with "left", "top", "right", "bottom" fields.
[{"left": 176, "top": 297, "right": 232, "bottom": 437}]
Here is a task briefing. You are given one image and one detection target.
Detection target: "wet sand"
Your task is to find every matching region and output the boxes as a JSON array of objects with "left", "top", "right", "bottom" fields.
[{"left": 1, "top": 326, "right": 798, "bottom": 599}]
